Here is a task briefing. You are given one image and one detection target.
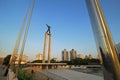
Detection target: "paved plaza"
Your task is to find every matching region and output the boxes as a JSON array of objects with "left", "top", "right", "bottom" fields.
[
  {"left": 0, "top": 66, "right": 7, "bottom": 80},
  {"left": 39, "top": 69, "right": 104, "bottom": 80}
]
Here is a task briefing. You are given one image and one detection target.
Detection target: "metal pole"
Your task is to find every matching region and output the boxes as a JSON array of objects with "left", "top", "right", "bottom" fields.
[
  {"left": 9, "top": 0, "right": 30, "bottom": 69},
  {"left": 18, "top": 0, "right": 35, "bottom": 67},
  {"left": 86, "top": 0, "right": 120, "bottom": 80},
  {"left": 17, "top": 0, "right": 35, "bottom": 75}
]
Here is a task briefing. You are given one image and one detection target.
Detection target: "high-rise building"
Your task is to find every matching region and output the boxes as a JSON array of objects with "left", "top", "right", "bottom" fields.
[
  {"left": 88, "top": 54, "right": 93, "bottom": 59},
  {"left": 62, "top": 49, "right": 69, "bottom": 61},
  {"left": 85, "top": 55, "right": 88, "bottom": 59},
  {"left": 70, "top": 49, "right": 77, "bottom": 60},
  {"left": 36, "top": 53, "right": 43, "bottom": 60},
  {"left": 15, "top": 54, "right": 28, "bottom": 64},
  {"left": 85, "top": 54, "right": 93, "bottom": 59},
  {"left": 77, "top": 54, "right": 84, "bottom": 59}
]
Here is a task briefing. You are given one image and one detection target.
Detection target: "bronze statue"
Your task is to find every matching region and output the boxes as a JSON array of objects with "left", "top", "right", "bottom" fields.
[{"left": 46, "top": 24, "right": 51, "bottom": 34}]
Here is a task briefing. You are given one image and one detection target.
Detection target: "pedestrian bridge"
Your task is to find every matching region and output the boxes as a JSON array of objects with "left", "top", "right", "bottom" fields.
[{"left": 24, "top": 63, "right": 67, "bottom": 69}]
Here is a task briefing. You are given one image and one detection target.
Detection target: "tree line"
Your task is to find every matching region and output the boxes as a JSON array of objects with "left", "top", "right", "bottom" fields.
[{"left": 32, "top": 58, "right": 100, "bottom": 65}]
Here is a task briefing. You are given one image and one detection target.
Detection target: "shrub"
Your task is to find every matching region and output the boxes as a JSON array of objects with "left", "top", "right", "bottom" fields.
[{"left": 17, "top": 69, "right": 33, "bottom": 80}]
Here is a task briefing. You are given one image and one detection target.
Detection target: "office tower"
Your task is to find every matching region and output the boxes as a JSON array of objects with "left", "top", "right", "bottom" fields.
[
  {"left": 88, "top": 54, "right": 93, "bottom": 59},
  {"left": 62, "top": 49, "right": 69, "bottom": 61},
  {"left": 36, "top": 53, "right": 43, "bottom": 60},
  {"left": 85, "top": 54, "right": 93, "bottom": 59},
  {"left": 70, "top": 49, "right": 77, "bottom": 60},
  {"left": 85, "top": 55, "right": 88, "bottom": 59},
  {"left": 15, "top": 54, "right": 28, "bottom": 64},
  {"left": 77, "top": 54, "right": 84, "bottom": 59}
]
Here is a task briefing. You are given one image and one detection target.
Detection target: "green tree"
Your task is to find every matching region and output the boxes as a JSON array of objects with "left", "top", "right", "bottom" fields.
[
  {"left": 17, "top": 69, "right": 32, "bottom": 80},
  {"left": 31, "top": 60, "right": 42, "bottom": 63},
  {"left": 50, "top": 59, "right": 56, "bottom": 63}
]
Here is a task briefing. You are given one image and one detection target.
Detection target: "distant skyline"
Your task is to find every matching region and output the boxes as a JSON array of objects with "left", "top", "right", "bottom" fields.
[{"left": 0, "top": 0, "right": 120, "bottom": 61}]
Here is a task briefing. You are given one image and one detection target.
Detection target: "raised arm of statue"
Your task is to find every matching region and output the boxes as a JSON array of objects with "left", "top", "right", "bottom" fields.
[{"left": 46, "top": 24, "right": 51, "bottom": 34}]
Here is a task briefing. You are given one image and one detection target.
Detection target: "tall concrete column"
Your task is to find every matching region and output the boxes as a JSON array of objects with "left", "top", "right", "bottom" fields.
[
  {"left": 86, "top": 0, "right": 120, "bottom": 80},
  {"left": 48, "top": 34, "right": 52, "bottom": 63},
  {"left": 43, "top": 32, "right": 48, "bottom": 63}
]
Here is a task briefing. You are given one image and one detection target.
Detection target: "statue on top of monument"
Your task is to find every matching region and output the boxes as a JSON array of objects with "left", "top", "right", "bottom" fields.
[{"left": 46, "top": 24, "right": 51, "bottom": 35}]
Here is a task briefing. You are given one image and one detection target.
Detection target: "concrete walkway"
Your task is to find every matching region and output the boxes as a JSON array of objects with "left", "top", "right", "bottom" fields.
[
  {"left": 39, "top": 69, "right": 104, "bottom": 80},
  {"left": 0, "top": 66, "right": 7, "bottom": 80}
]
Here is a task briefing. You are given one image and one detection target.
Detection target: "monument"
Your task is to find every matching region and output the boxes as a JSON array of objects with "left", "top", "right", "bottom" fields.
[{"left": 43, "top": 24, "right": 52, "bottom": 63}]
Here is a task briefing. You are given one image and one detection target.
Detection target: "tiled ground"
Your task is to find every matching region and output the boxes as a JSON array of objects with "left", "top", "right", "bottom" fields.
[{"left": 39, "top": 69, "right": 104, "bottom": 80}]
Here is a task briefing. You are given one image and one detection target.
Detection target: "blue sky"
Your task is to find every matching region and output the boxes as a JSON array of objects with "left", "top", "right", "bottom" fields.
[{"left": 0, "top": 0, "right": 120, "bottom": 61}]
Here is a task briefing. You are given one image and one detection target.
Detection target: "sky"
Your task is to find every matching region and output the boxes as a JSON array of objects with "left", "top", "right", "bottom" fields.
[{"left": 0, "top": 0, "right": 120, "bottom": 61}]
